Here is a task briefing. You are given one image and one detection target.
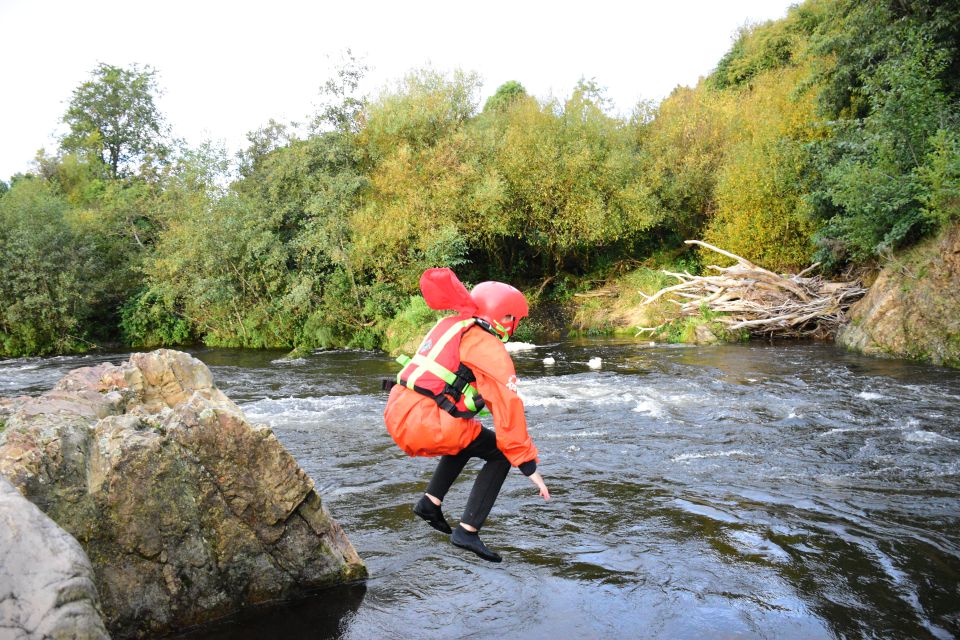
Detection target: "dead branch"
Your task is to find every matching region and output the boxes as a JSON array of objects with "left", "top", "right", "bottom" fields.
[{"left": 639, "top": 241, "right": 867, "bottom": 339}]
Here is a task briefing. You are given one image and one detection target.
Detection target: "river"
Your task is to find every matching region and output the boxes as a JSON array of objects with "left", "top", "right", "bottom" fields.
[{"left": 3, "top": 339, "right": 959, "bottom": 639}]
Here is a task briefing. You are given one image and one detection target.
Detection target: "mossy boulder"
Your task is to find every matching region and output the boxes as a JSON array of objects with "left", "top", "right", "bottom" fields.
[
  {"left": 0, "top": 349, "right": 366, "bottom": 638},
  {"left": 838, "top": 223, "right": 960, "bottom": 367}
]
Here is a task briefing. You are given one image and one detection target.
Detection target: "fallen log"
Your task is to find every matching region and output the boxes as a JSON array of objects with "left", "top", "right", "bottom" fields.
[{"left": 636, "top": 240, "right": 867, "bottom": 339}]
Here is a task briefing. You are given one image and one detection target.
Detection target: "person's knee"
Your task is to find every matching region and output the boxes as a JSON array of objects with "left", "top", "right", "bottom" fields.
[{"left": 489, "top": 456, "right": 510, "bottom": 475}]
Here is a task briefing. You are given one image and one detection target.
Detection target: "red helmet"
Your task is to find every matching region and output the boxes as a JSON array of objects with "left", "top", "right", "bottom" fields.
[{"left": 470, "top": 281, "right": 529, "bottom": 340}]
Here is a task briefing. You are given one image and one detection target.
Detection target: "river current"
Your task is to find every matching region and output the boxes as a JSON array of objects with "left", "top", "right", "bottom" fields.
[{"left": 3, "top": 339, "right": 959, "bottom": 639}]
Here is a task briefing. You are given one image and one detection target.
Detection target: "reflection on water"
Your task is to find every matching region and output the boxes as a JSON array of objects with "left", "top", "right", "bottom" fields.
[
  {"left": 171, "top": 583, "right": 367, "bottom": 640},
  {"left": 3, "top": 340, "right": 959, "bottom": 639}
]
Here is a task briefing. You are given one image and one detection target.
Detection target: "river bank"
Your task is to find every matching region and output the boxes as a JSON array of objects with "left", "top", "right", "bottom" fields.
[{"left": 566, "top": 224, "right": 960, "bottom": 369}]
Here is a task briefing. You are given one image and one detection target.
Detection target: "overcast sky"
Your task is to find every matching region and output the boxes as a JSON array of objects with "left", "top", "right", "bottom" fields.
[{"left": 0, "top": 0, "right": 796, "bottom": 182}]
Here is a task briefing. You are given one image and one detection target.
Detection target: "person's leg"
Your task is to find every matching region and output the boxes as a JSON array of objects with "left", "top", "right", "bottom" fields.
[
  {"left": 424, "top": 449, "right": 472, "bottom": 503},
  {"left": 415, "top": 428, "right": 485, "bottom": 534},
  {"left": 458, "top": 428, "right": 510, "bottom": 531},
  {"left": 451, "top": 429, "right": 510, "bottom": 562}
]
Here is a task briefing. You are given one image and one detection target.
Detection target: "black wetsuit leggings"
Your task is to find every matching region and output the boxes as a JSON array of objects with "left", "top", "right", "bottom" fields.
[{"left": 425, "top": 427, "right": 510, "bottom": 530}]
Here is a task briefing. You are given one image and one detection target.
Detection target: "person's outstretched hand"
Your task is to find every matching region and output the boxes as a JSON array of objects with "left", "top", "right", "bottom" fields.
[{"left": 529, "top": 471, "right": 550, "bottom": 500}]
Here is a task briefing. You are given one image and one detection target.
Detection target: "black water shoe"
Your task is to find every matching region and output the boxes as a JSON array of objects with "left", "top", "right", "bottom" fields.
[
  {"left": 413, "top": 495, "right": 452, "bottom": 534},
  {"left": 451, "top": 526, "right": 502, "bottom": 563}
]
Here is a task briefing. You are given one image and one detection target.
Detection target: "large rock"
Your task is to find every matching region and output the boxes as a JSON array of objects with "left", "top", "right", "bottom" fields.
[
  {"left": 0, "top": 476, "right": 110, "bottom": 640},
  {"left": 0, "top": 349, "right": 366, "bottom": 639},
  {"left": 838, "top": 224, "right": 960, "bottom": 367}
]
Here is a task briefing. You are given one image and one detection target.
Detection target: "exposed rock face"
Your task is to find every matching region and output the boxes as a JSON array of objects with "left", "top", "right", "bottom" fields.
[
  {"left": 838, "top": 224, "right": 960, "bottom": 368},
  {"left": 0, "top": 349, "right": 366, "bottom": 639},
  {"left": 0, "top": 476, "right": 110, "bottom": 640}
]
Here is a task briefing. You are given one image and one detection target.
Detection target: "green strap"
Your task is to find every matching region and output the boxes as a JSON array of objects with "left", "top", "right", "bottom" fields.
[{"left": 395, "top": 354, "right": 411, "bottom": 384}]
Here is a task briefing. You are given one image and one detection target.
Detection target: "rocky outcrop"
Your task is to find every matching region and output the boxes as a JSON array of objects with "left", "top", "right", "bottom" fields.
[
  {"left": 838, "top": 224, "right": 960, "bottom": 367},
  {"left": 0, "top": 349, "right": 366, "bottom": 639},
  {"left": 0, "top": 476, "right": 110, "bottom": 640}
]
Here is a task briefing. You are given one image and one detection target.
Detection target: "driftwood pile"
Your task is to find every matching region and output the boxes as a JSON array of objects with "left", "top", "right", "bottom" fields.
[{"left": 637, "top": 240, "right": 867, "bottom": 339}]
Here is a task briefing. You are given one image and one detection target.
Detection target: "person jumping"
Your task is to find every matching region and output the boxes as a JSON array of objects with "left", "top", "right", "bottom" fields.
[{"left": 383, "top": 268, "right": 550, "bottom": 562}]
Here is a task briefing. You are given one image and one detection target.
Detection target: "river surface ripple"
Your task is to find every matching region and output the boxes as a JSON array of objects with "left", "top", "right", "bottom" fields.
[{"left": 3, "top": 340, "right": 959, "bottom": 639}]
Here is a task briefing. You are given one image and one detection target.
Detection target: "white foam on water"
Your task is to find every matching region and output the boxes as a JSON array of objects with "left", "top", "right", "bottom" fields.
[
  {"left": 905, "top": 430, "right": 957, "bottom": 444},
  {"left": 858, "top": 391, "right": 884, "bottom": 401},
  {"left": 819, "top": 425, "right": 901, "bottom": 437},
  {"left": 241, "top": 395, "right": 371, "bottom": 422},
  {"left": 1, "top": 363, "right": 41, "bottom": 371},
  {"left": 632, "top": 398, "right": 665, "bottom": 417},
  {"left": 901, "top": 417, "right": 922, "bottom": 430},
  {"left": 270, "top": 357, "right": 307, "bottom": 365},
  {"left": 539, "top": 430, "right": 608, "bottom": 440},
  {"left": 672, "top": 450, "right": 752, "bottom": 462},
  {"left": 505, "top": 341, "right": 537, "bottom": 353},
  {"left": 521, "top": 376, "right": 640, "bottom": 409}
]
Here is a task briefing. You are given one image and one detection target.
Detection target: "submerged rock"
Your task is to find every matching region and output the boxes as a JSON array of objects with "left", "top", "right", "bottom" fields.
[
  {"left": 0, "top": 476, "right": 110, "bottom": 640},
  {"left": 0, "top": 349, "right": 366, "bottom": 639},
  {"left": 838, "top": 223, "right": 960, "bottom": 368}
]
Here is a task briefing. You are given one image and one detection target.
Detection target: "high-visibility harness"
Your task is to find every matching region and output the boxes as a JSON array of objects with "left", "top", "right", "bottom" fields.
[{"left": 382, "top": 316, "right": 490, "bottom": 419}]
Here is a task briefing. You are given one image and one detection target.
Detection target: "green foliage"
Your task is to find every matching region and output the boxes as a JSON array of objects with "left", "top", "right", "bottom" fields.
[
  {"left": 0, "top": 179, "right": 100, "bottom": 356},
  {"left": 483, "top": 81, "right": 527, "bottom": 113},
  {"left": 312, "top": 50, "right": 369, "bottom": 135},
  {"left": 919, "top": 130, "right": 960, "bottom": 227},
  {"left": 382, "top": 296, "right": 442, "bottom": 355},
  {"left": 148, "top": 188, "right": 296, "bottom": 349},
  {"left": 808, "top": 0, "right": 960, "bottom": 267},
  {"left": 640, "top": 85, "right": 735, "bottom": 243},
  {"left": 659, "top": 305, "right": 745, "bottom": 344},
  {"left": 704, "top": 67, "right": 822, "bottom": 271},
  {"left": 464, "top": 79, "right": 658, "bottom": 279},
  {"left": 363, "top": 68, "right": 481, "bottom": 155},
  {"left": 61, "top": 63, "right": 169, "bottom": 178},
  {"left": 119, "top": 287, "right": 193, "bottom": 347},
  {"left": 711, "top": 21, "right": 794, "bottom": 90}
]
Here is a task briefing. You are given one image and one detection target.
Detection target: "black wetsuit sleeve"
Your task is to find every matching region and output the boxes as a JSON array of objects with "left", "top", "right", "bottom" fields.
[{"left": 518, "top": 459, "right": 537, "bottom": 476}]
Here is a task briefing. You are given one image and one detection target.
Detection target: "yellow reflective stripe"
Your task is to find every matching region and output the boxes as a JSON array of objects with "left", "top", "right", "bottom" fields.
[
  {"left": 409, "top": 353, "right": 457, "bottom": 385},
  {"left": 402, "top": 319, "right": 444, "bottom": 388},
  {"left": 406, "top": 319, "right": 474, "bottom": 388}
]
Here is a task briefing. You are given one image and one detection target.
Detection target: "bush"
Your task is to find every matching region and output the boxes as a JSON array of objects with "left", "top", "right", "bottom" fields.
[
  {"left": 0, "top": 179, "right": 99, "bottom": 356},
  {"left": 119, "top": 287, "right": 193, "bottom": 347},
  {"left": 381, "top": 296, "right": 442, "bottom": 355}
]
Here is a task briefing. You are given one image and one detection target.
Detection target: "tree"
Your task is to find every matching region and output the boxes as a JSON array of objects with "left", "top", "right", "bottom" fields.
[
  {"left": 0, "top": 178, "right": 101, "bottom": 356},
  {"left": 311, "top": 49, "right": 369, "bottom": 135},
  {"left": 482, "top": 80, "right": 527, "bottom": 113},
  {"left": 61, "top": 63, "right": 169, "bottom": 178}
]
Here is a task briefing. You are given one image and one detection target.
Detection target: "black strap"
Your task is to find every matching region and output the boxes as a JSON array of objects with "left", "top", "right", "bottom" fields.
[
  {"left": 435, "top": 395, "right": 478, "bottom": 419},
  {"left": 389, "top": 376, "right": 482, "bottom": 420},
  {"left": 473, "top": 318, "right": 500, "bottom": 338},
  {"left": 442, "top": 363, "right": 477, "bottom": 401}
]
